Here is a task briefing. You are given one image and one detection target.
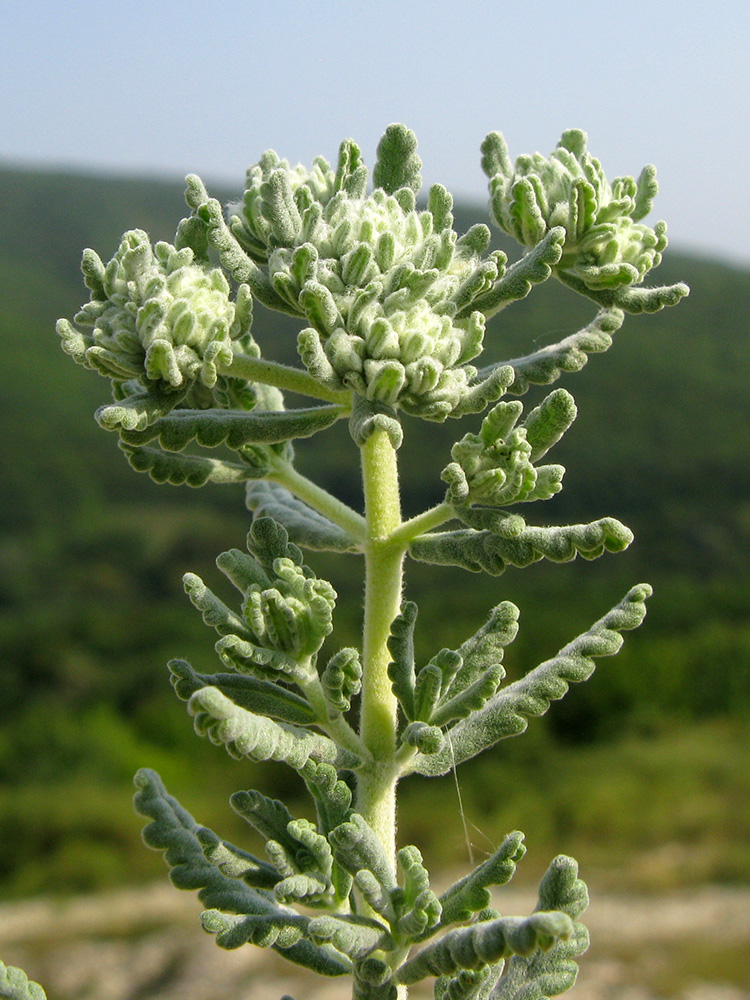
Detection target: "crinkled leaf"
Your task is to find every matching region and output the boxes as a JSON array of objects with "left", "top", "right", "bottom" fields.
[
  {"left": 408, "top": 518, "right": 633, "bottom": 576},
  {"left": 168, "top": 659, "right": 317, "bottom": 726},
  {"left": 395, "top": 911, "right": 573, "bottom": 985},
  {"left": 246, "top": 480, "right": 362, "bottom": 552},
  {"left": 438, "top": 832, "right": 527, "bottom": 926},
  {"left": 188, "top": 686, "right": 360, "bottom": 770},
  {"left": 491, "top": 856, "right": 589, "bottom": 999},
  {"left": 118, "top": 404, "right": 342, "bottom": 451},
  {"left": 409, "top": 585, "right": 651, "bottom": 776}
]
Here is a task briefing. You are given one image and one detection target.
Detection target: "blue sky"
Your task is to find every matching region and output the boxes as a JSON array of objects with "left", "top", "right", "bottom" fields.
[{"left": 2, "top": 0, "right": 748, "bottom": 266}]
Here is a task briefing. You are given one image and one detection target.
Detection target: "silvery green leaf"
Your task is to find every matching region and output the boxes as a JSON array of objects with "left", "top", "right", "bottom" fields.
[
  {"left": 349, "top": 395, "right": 403, "bottom": 449},
  {"left": 95, "top": 388, "right": 185, "bottom": 432},
  {"left": 409, "top": 585, "right": 651, "bottom": 776},
  {"left": 182, "top": 573, "right": 251, "bottom": 637},
  {"left": 438, "top": 832, "right": 526, "bottom": 926},
  {"left": 329, "top": 813, "right": 397, "bottom": 898},
  {"left": 188, "top": 687, "right": 361, "bottom": 770},
  {"left": 402, "top": 721, "right": 444, "bottom": 755},
  {"left": 117, "top": 404, "right": 342, "bottom": 451},
  {"left": 133, "top": 769, "right": 352, "bottom": 976},
  {"left": 308, "top": 914, "right": 392, "bottom": 959},
  {"left": 395, "top": 911, "right": 573, "bottom": 985},
  {"left": 299, "top": 761, "right": 353, "bottom": 833},
  {"left": 445, "top": 602, "right": 518, "bottom": 699},
  {"left": 246, "top": 480, "right": 361, "bottom": 553},
  {"left": 521, "top": 389, "right": 577, "bottom": 462},
  {"left": 168, "top": 659, "right": 317, "bottom": 726},
  {"left": 230, "top": 789, "right": 299, "bottom": 849},
  {"left": 387, "top": 601, "right": 418, "bottom": 721},
  {"left": 477, "top": 309, "right": 623, "bottom": 397},
  {"left": 0, "top": 963, "right": 47, "bottom": 1000},
  {"left": 459, "top": 228, "right": 565, "bottom": 319},
  {"left": 408, "top": 518, "right": 633, "bottom": 576},
  {"left": 200, "top": 908, "right": 308, "bottom": 950},
  {"left": 373, "top": 124, "right": 422, "bottom": 195},
  {"left": 119, "top": 441, "right": 263, "bottom": 485},
  {"left": 491, "top": 856, "right": 589, "bottom": 999},
  {"left": 321, "top": 647, "right": 363, "bottom": 713},
  {"left": 556, "top": 268, "right": 690, "bottom": 314},
  {"left": 196, "top": 827, "right": 280, "bottom": 889}
]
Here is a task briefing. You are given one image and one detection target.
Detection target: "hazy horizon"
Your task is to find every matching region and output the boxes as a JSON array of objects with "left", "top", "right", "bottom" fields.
[{"left": 2, "top": 0, "right": 748, "bottom": 267}]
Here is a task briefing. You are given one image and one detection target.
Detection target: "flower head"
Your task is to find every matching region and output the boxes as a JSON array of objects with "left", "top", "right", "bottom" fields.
[
  {"left": 58, "top": 230, "right": 256, "bottom": 407},
  {"left": 482, "top": 129, "right": 666, "bottom": 291}
]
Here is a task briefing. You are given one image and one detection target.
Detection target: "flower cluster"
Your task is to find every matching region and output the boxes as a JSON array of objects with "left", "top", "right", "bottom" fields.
[
  {"left": 442, "top": 389, "right": 577, "bottom": 508},
  {"left": 482, "top": 129, "right": 667, "bottom": 290},
  {"left": 227, "top": 126, "right": 504, "bottom": 418},
  {"left": 57, "top": 230, "right": 256, "bottom": 405},
  {"left": 185, "top": 518, "right": 337, "bottom": 682}
]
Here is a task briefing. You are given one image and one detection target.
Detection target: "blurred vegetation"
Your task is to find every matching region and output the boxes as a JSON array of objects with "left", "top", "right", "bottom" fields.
[{"left": 0, "top": 163, "right": 748, "bottom": 898}]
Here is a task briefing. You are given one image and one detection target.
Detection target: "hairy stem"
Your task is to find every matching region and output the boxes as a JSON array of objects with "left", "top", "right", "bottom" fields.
[
  {"left": 221, "top": 353, "right": 351, "bottom": 404},
  {"left": 356, "top": 429, "right": 404, "bottom": 870},
  {"left": 270, "top": 460, "right": 368, "bottom": 542}
]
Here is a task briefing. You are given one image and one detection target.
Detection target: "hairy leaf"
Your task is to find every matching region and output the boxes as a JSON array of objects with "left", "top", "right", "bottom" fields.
[
  {"left": 117, "top": 404, "right": 342, "bottom": 451},
  {"left": 188, "top": 686, "right": 361, "bottom": 770},
  {"left": 246, "top": 480, "right": 362, "bottom": 552},
  {"left": 168, "top": 659, "right": 317, "bottom": 726},
  {"left": 409, "top": 518, "right": 633, "bottom": 575},
  {"left": 395, "top": 911, "right": 573, "bottom": 985},
  {"left": 409, "top": 585, "right": 651, "bottom": 775}
]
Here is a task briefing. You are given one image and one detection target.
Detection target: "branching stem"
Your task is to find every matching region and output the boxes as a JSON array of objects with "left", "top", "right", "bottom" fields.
[
  {"left": 356, "top": 429, "right": 405, "bottom": 872},
  {"left": 221, "top": 353, "right": 351, "bottom": 405}
]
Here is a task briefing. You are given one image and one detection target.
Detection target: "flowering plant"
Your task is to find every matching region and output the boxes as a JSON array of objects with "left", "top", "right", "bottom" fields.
[{"left": 22, "top": 124, "right": 688, "bottom": 1000}]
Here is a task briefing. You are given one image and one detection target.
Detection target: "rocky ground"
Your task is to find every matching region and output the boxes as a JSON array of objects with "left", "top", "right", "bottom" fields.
[{"left": 2, "top": 881, "right": 749, "bottom": 1000}]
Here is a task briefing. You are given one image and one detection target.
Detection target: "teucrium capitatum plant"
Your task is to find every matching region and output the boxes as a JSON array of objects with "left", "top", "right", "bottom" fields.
[{"left": 53, "top": 124, "right": 687, "bottom": 1000}]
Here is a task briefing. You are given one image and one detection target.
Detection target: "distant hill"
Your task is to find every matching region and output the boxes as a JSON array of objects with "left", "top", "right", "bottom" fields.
[{"left": 0, "top": 163, "right": 748, "bottom": 893}]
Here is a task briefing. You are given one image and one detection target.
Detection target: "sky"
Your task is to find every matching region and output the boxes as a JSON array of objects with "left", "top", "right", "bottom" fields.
[{"left": 2, "top": 0, "right": 749, "bottom": 268}]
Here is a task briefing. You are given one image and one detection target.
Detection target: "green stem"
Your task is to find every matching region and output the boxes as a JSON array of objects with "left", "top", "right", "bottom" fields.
[
  {"left": 297, "top": 673, "right": 371, "bottom": 763},
  {"left": 356, "top": 429, "right": 405, "bottom": 870},
  {"left": 388, "top": 501, "right": 455, "bottom": 547},
  {"left": 222, "top": 353, "right": 351, "bottom": 404},
  {"left": 270, "top": 461, "right": 367, "bottom": 543}
]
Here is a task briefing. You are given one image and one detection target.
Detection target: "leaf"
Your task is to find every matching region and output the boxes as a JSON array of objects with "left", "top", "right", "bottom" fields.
[
  {"left": 387, "top": 601, "right": 418, "bottom": 721},
  {"left": 408, "top": 518, "right": 633, "bottom": 576},
  {"left": 168, "top": 659, "right": 317, "bottom": 726},
  {"left": 491, "top": 856, "right": 589, "bottom": 999},
  {"left": 0, "top": 963, "right": 47, "bottom": 1000},
  {"left": 395, "top": 911, "right": 573, "bottom": 985},
  {"left": 348, "top": 395, "right": 403, "bottom": 449},
  {"left": 196, "top": 827, "right": 280, "bottom": 889},
  {"left": 307, "top": 914, "right": 392, "bottom": 959},
  {"left": 409, "top": 585, "right": 652, "bottom": 776},
  {"left": 182, "top": 573, "right": 251, "bottom": 637},
  {"left": 188, "top": 686, "right": 361, "bottom": 770},
  {"left": 133, "top": 769, "right": 351, "bottom": 977},
  {"left": 459, "top": 228, "right": 565, "bottom": 319},
  {"left": 445, "top": 602, "right": 519, "bottom": 700},
  {"left": 117, "top": 404, "right": 342, "bottom": 451},
  {"left": 246, "top": 480, "right": 362, "bottom": 552},
  {"left": 329, "top": 813, "right": 398, "bottom": 902},
  {"left": 119, "top": 442, "right": 264, "bottom": 486},
  {"left": 95, "top": 388, "right": 185, "bottom": 432},
  {"left": 373, "top": 124, "right": 422, "bottom": 195},
  {"left": 556, "top": 269, "right": 690, "bottom": 314},
  {"left": 522, "top": 389, "right": 577, "bottom": 462},
  {"left": 438, "top": 832, "right": 527, "bottom": 926},
  {"left": 477, "top": 308, "right": 623, "bottom": 396}
]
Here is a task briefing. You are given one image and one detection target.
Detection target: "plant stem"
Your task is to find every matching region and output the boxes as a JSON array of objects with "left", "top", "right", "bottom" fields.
[
  {"left": 356, "top": 428, "right": 405, "bottom": 870},
  {"left": 270, "top": 460, "right": 368, "bottom": 542},
  {"left": 222, "top": 353, "right": 351, "bottom": 404}
]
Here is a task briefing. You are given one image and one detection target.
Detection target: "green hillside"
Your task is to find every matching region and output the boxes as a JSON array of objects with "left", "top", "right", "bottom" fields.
[{"left": 1, "top": 163, "right": 748, "bottom": 895}]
